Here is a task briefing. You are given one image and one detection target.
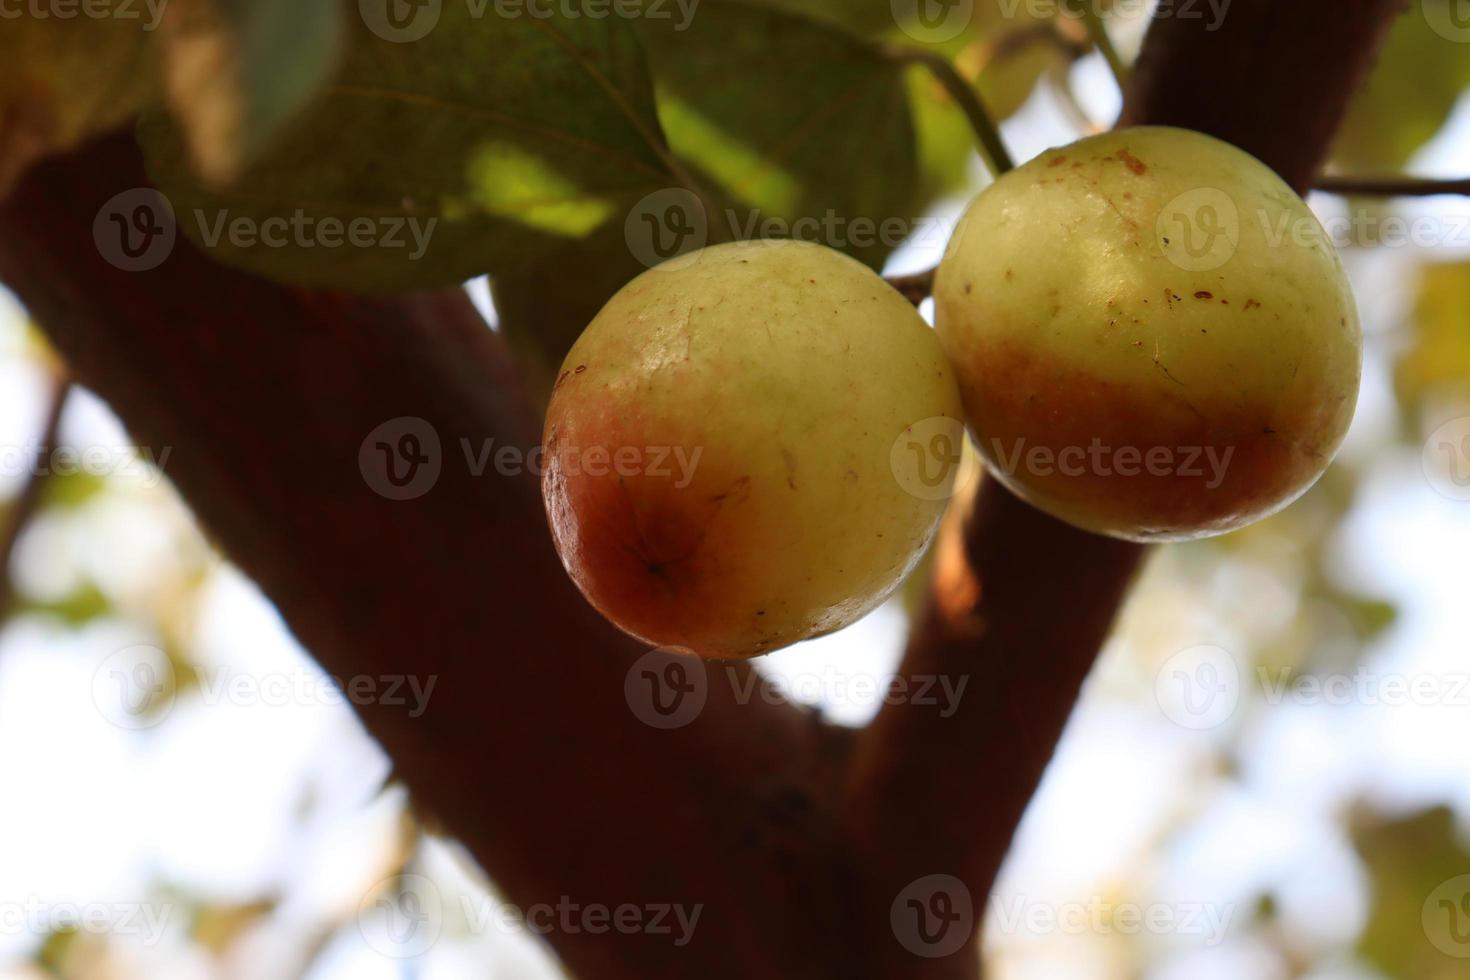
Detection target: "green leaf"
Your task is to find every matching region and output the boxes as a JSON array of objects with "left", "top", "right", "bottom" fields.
[
  {"left": 139, "top": 1, "right": 674, "bottom": 292},
  {"left": 1332, "top": 10, "right": 1470, "bottom": 172},
  {"left": 493, "top": 217, "right": 648, "bottom": 407},
  {"left": 725, "top": 0, "right": 900, "bottom": 36},
  {"left": 159, "top": 0, "right": 345, "bottom": 184},
  {"left": 1353, "top": 805, "right": 1470, "bottom": 979},
  {"left": 636, "top": 0, "right": 920, "bottom": 270},
  {"left": 41, "top": 469, "right": 109, "bottom": 511},
  {"left": 17, "top": 581, "right": 111, "bottom": 626},
  {"left": 1396, "top": 262, "right": 1470, "bottom": 419}
]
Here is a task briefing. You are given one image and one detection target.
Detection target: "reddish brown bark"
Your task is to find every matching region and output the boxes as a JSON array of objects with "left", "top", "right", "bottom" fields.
[{"left": 0, "top": 1, "right": 1404, "bottom": 976}]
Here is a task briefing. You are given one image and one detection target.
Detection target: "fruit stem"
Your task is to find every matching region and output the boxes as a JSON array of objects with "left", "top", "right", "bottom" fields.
[
  {"left": 1072, "top": 2, "right": 1130, "bottom": 91},
  {"left": 884, "top": 45, "right": 1016, "bottom": 178}
]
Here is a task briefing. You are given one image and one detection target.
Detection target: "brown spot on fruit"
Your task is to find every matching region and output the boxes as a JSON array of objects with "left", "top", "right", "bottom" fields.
[
  {"left": 1117, "top": 149, "right": 1147, "bottom": 175},
  {"left": 1194, "top": 291, "right": 1214, "bottom": 300},
  {"left": 1049, "top": 155, "right": 1068, "bottom": 167}
]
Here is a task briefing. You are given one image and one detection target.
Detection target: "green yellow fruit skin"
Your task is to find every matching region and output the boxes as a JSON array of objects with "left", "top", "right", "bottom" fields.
[
  {"left": 934, "top": 126, "right": 1363, "bottom": 542},
  {"left": 542, "top": 239, "right": 964, "bottom": 660}
]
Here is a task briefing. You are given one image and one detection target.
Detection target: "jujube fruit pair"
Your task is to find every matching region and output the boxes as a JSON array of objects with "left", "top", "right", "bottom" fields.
[{"left": 542, "top": 128, "right": 1362, "bottom": 659}]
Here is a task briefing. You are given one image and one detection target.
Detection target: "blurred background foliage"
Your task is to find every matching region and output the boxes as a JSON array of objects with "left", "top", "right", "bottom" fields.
[{"left": 3, "top": 0, "right": 1470, "bottom": 977}]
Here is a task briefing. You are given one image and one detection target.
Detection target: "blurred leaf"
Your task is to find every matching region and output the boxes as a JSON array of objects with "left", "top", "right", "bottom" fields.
[
  {"left": 908, "top": 66, "right": 977, "bottom": 204},
  {"left": 159, "top": 0, "right": 344, "bottom": 184},
  {"left": 962, "top": 12, "right": 1064, "bottom": 122},
  {"left": 1396, "top": 262, "right": 1470, "bottom": 418},
  {"left": 40, "top": 470, "right": 109, "bottom": 511},
  {"left": 731, "top": 0, "right": 899, "bottom": 35},
  {"left": 0, "top": 10, "right": 161, "bottom": 194},
  {"left": 636, "top": 0, "right": 920, "bottom": 270},
  {"left": 36, "top": 925, "right": 79, "bottom": 971},
  {"left": 1339, "top": 595, "right": 1399, "bottom": 640},
  {"left": 903, "top": 5, "right": 1070, "bottom": 206},
  {"left": 17, "top": 581, "right": 111, "bottom": 625},
  {"left": 1332, "top": 10, "right": 1470, "bottom": 172},
  {"left": 493, "top": 218, "right": 646, "bottom": 407},
  {"left": 1354, "top": 804, "right": 1470, "bottom": 980},
  {"left": 193, "top": 899, "right": 275, "bottom": 954},
  {"left": 140, "top": 1, "right": 673, "bottom": 291}
]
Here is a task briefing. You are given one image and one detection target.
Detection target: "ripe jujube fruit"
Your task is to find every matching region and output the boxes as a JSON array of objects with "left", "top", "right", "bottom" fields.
[
  {"left": 934, "top": 126, "right": 1362, "bottom": 541},
  {"left": 542, "top": 239, "right": 963, "bottom": 660}
]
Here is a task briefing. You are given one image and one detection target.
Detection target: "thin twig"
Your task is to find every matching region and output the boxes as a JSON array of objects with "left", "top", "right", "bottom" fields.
[
  {"left": 1072, "top": 2, "right": 1130, "bottom": 90},
  {"left": 883, "top": 44, "right": 1016, "bottom": 177},
  {"left": 0, "top": 379, "right": 70, "bottom": 621},
  {"left": 1316, "top": 175, "right": 1470, "bottom": 197}
]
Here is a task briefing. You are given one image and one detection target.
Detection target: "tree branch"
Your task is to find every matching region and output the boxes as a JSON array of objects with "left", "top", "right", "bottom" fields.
[
  {"left": 0, "top": 133, "right": 845, "bottom": 979},
  {"left": 1316, "top": 174, "right": 1470, "bottom": 197},
  {"left": 848, "top": 1, "right": 1407, "bottom": 972}
]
